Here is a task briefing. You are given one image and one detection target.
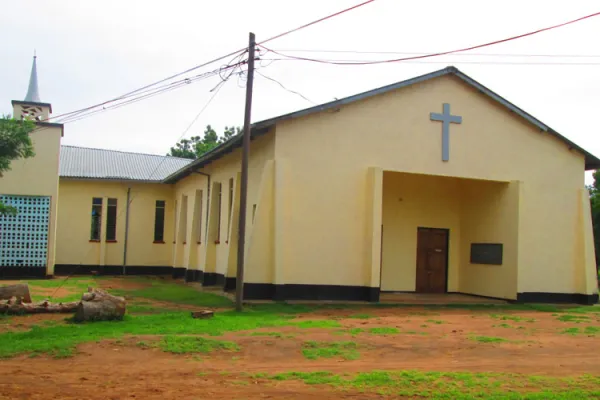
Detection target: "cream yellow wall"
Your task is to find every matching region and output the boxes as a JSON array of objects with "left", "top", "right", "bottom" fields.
[
  {"left": 172, "top": 132, "right": 275, "bottom": 277},
  {"left": 273, "top": 73, "right": 594, "bottom": 296},
  {"left": 458, "top": 179, "right": 520, "bottom": 300},
  {"left": 55, "top": 179, "right": 175, "bottom": 267},
  {"left": 381, "top": 172, "right": 461, "bottom": 292},
  {"left": 0, "top": 123, "right": 62, "bottom": 274}
]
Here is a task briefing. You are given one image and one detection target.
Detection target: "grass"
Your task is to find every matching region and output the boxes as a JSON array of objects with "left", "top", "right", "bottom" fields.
[
  {"left": 557, "top": 314, "right": 592, "bottom": 323},
  {"left": 349, "top": 313, "right": 373, "bottom": 319},
  {"left": 426, "top": 319, "right": 446, "bottom": 324},
  {"left": 252, "top": 370, "right": 600, "bottom": 399},
  {"left": 368, "top": 327, "right": 399, "bottom": 335},
  {"left": 469, "top": 335, "right": 509, "bottom": 343},
  {"left": 561, "top": 326, "right": 600, "bottom": 336},
  {"left": 302, "top": 341, "right": 360, "bottom": 360},
  {"left": 0, "top": 306, "right": 340, "bottom": 358},
  {"left": 490, "top": 314, "right": 537, "bottom": 323},
  {"left": 152, "top": 335, "right": 239, "bottom": 354},
  {"left": 110, "top": 278, "right": 233, "bottom": 307}
]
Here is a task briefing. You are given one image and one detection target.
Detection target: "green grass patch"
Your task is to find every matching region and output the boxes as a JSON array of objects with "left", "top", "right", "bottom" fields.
[
  {"left": 557, "top": 314, "right": 592, "bottom": 323},
  {"left": 368, "top": 327, "right": 399, "bottom": 335},
  {"left": 248, "top": 331, "right": 296, "bottom": 339},
  {"left": 348, "top": 313, "right": 373, "bottom": 319},
  {"left": 155, "top": 335, "right": 239, "bottom": 354},
  {"left": 294, "top": 320, "right": 340, "bottom": 329},
  {"left": 561, "top": 326, "right": 600, "bottom": 336},
  {"left": 253, "top": 370, "right": 600, "bottom": 399},
  {"left": 469, "top": 336, "right": 509, "bottom": 343},
  {"left": 110, "top": 279, "right": 232, "bottom": 307},
  {"left": 302, "top": 341, "right": 359, "bottom": 360},
  {"left": 490, "top": 314, "right": 537, "bottom": 323},
  {"left": 0, "top": 306, "right": 303, "bottom": 358},
  {"left": 426, "top": 319, "right": 445, "bottom": 324}
]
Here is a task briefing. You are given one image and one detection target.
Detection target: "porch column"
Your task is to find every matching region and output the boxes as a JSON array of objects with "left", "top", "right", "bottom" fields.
[
  {"left": 577, "top": 188, "right": 599, "bottom": 299},
  {"left": 366, "top": 167, "right": 383, "bottom": 302}
]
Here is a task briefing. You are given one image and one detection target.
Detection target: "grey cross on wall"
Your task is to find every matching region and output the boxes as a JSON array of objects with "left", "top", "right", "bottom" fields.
[{"left": 430, "top": 103, "right": 462, "bottom": 162}]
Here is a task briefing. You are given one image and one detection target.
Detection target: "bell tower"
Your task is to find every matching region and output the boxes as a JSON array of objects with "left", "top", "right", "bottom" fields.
[{"left": 11, "top": 52, "right": 52, "bottom": 121}]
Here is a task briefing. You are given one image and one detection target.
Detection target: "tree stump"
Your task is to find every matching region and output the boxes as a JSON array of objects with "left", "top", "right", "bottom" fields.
[
  {"left": 0, "top": 299, "right": 80, "bottom": 314},
  {"left": 73, "top": 287, "right": 126, "bottom": 322},
  {"left": 0, "top": 284, "right": 32, "bottom": 304}
]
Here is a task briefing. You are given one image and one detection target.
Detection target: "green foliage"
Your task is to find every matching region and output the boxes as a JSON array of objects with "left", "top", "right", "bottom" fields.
[
  {"left": 167, "top": 125, "right": 241, "bottom": 159},
  {"left": 0, "top": 115, "right": 36, "bottom": 215},
  {"left": 302, "top": 341, "right": 360, "bottom": 360}
]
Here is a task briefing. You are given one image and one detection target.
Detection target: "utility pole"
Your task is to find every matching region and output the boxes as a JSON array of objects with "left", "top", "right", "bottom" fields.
[{"left": 235, "top": 32, "right": 256, "bottom": 312}]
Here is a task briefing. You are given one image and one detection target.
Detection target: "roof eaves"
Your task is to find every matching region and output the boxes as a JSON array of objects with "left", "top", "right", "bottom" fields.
[
  {"left": 451, "top": 70, "right": 600, "bottom": 170},
  {"left": 162, "top": 65, "right": 600, "bottom": 179},
  {"left": 60, "top": 176, "right": 165, "bottom": 183}
]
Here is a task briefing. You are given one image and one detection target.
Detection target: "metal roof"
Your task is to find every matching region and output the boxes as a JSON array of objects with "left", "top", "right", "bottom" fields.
[
  {"left": 164, "top": 65, "right": 600, "bottom": 183},
  {"left": 59, "top": 145, "right": 193, "bottom": 182}
]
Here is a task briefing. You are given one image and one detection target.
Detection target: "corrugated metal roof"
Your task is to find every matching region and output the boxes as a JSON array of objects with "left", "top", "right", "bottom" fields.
[{"left": 59, "top": 145, "right": 193, "bottom": 182}]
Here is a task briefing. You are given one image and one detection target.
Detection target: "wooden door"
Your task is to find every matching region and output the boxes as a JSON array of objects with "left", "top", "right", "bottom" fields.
[{"left": 415, "top": 228, "right": 448, "bottom": 293}]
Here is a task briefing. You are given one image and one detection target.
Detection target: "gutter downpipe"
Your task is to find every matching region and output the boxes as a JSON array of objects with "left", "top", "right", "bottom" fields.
[{"left": 122, "top": 187, "right": 132, "bottom": 275}]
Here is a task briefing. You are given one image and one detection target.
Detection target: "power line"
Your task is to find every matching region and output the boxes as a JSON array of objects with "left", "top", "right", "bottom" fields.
[
  {"left": 57, "top": 60, "right": 245, "bottom": 125},
  {"left": 260, "top": 10, "right": 600, "bottom": 66},
  {"left": 269, "top": 49, "right": 600, "bottom": 58},
  {"left": 256, "top": 70, "right": 316, "bottom": 105},
  {"left": 50, "top": 72, "right": 232, "bottom": 299},
  {"left": 258, "top": 0, "right": 377, "bottom": 45},
  {"left": 43, "top": 0, "right": 378, "bottom": 125},
  {"left": 259, "top": 58, "right": 600, "bottom": 66}
]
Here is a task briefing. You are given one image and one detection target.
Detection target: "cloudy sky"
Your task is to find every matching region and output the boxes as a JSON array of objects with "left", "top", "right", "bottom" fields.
[{"left": 1, "top": 0, "right": 599, "bottom": 181}]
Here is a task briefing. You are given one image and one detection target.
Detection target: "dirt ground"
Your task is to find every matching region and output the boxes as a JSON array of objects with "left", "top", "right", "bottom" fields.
[{"left": 0, "top": 306, "right": 599, "bottom": 399}]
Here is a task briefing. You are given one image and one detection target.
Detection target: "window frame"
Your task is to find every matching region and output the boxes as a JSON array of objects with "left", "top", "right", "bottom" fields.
[
  {"left": 105, "top": 198, "right": 117, "bottom": 242},
  {"left": 90, "top": 197, "right": 103, "bottom": 242},
  {"left": 153, "top": 200, "right": 166, "bottom": 243}
]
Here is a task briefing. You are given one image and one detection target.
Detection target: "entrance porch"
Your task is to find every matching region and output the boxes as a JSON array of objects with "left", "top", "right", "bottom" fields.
[{"left": 375, "top": 170, "right": 520, "bottom": 301}]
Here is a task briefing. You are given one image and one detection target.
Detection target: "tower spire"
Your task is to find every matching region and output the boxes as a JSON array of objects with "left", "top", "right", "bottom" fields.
[{"left": 24, "top": 52, "right": 41, "bottom": 103}]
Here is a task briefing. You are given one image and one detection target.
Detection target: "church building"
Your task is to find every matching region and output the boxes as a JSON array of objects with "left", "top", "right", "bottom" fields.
[{"left": 1, "top": 56, "right": 598, "bottom": 305}]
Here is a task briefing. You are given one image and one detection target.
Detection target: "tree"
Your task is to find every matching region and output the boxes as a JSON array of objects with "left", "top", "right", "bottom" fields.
[
  {"left": 0, "top": 115, "right": 36, "bottom": 216},
  {"left": 167, "top": 125, "right": 241, "bottom": 160}
]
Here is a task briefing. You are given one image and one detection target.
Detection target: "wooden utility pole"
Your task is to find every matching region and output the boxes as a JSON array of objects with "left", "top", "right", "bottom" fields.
[{"left": 235, "top": 32, "right": 256, "bottom": 312}]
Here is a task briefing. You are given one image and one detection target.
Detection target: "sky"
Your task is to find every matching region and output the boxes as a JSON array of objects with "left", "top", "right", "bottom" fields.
[{"left": 1, "top": 0, "right": 599, "bottom": 181}]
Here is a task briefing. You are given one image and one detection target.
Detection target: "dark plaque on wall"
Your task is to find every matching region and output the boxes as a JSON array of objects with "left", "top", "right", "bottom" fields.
[{"left": 470, "top": 243, "right": 503, "bottom": 265}]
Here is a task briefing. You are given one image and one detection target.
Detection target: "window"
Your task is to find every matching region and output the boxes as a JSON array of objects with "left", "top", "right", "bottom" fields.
[
  {"left": 252, "top": 204, "right": 257, "bottom": 223},
  {"left": 106, "top": 198, "right": 117, "bottom": 241},
  {"left": 228, "top": 178, "right": 234, "bottom": 234},
  {"left": 180, "top": 195, "right": 188, "bottom": 244},
  {"left": 216, "top": 183, "right": 222, "bottom": 241},
  {"left": 90, "top": 198, "right": 102, "bottom": 241},
  {"left": 173, "top": 200, "right": 178, "bottom": 242},
  {"left": 196, "top": 190, "right": 203, "bottom": 243},
  {"left": 154, "top": 200, "right": 165, "bottom": 242}
]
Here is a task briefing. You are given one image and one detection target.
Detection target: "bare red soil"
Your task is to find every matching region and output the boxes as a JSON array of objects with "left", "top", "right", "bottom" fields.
[{"left": 0, "top": 307, "right": 598, "bottom": 399}]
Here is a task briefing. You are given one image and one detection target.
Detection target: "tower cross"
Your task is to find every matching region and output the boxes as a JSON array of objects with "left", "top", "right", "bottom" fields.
[{"left": 430, "top": 103, "right": 462, "bottom": 161}]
